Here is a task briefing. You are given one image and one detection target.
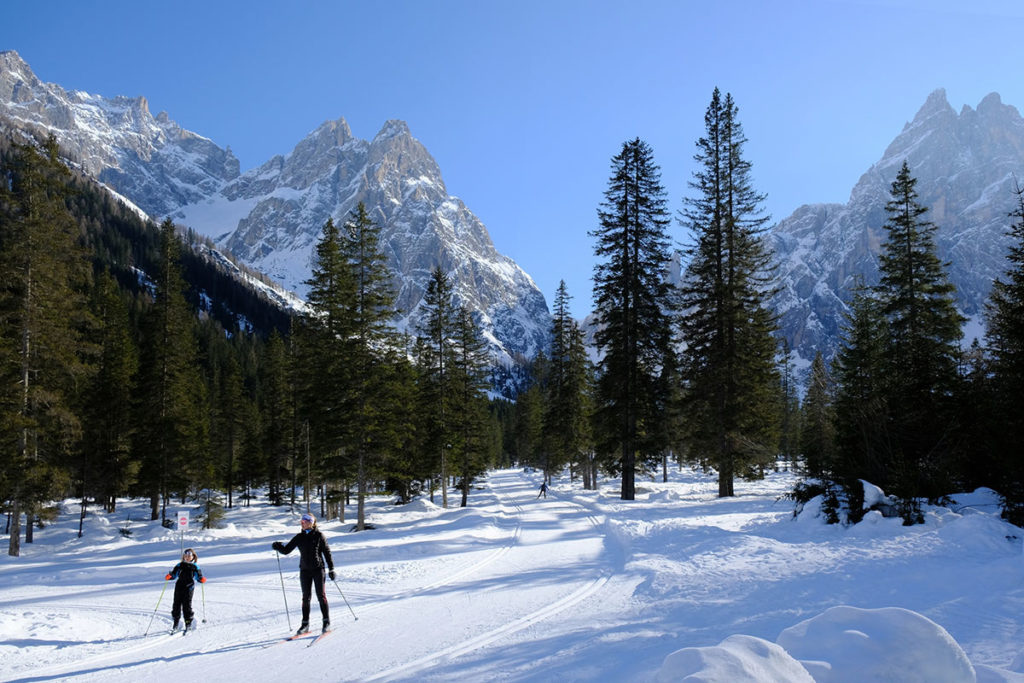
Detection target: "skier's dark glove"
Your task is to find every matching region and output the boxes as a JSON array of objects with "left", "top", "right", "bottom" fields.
[
  {"left": 328, "top": 570, "right": 336, "bottom": 581},
  {"left": 272, "top": 541, "right": 284, "bottom": 552}
]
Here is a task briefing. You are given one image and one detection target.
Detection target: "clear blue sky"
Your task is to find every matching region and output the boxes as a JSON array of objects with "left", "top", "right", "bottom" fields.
[{"left": 4, "top": 1, "right": 1024, "bottom": 318}]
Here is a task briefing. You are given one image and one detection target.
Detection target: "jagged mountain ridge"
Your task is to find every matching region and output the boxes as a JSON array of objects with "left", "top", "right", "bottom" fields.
[
  {"left": 769, "top": 88, "right": 1024, "bottom": 368},
  {"left": 0, "top": 51, "right": 240, "bottom": 218},
  {"left": 0, "top": 50, "right": 549, "bottom": 371}
]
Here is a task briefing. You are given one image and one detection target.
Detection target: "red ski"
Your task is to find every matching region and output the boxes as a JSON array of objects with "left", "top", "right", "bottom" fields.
[{"left": 306, "top": 630, "right": 332, "bottom": 647}]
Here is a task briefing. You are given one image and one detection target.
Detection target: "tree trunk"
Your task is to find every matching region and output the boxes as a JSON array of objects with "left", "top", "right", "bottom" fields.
[{"left": 8, "top": 500, "right": 21, "bottom": 557}]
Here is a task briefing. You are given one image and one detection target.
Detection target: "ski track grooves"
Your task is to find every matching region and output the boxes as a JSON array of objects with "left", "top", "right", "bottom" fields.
[
  {"left": 364, "top": 470, "right": 613, "bottom": 681},
  {"left": 10, "top": 471, "right": 611, "bottom": 682}
]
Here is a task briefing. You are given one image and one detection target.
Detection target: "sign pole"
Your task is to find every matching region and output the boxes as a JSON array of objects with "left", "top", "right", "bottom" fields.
[{"left": 176, "top": 510, "right": 190, "bottom": 554}]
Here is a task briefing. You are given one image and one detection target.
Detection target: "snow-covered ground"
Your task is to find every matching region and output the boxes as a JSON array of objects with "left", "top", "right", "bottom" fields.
[{"left": 2, "top": 467, "right": 1023, "bottom": 682}]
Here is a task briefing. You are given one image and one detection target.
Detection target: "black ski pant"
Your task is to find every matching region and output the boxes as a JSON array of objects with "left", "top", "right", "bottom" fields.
[
  {"left": 300, "top": 567, "right": 329, "bottom": 624},
  {"left": 171, "top": 582, "right": 195, "bottom": 624}
]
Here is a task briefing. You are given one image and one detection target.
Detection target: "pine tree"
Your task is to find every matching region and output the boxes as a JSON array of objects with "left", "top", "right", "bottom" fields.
[
  {"left": 543, "top": 281, "right": 594, "bottom": 482},
  {"left": 874, "top": 161, "right": 964, "bottom": 511},
  {"left": 209, "top": 348, "right": 251, "bottom": 509},
  {"left": 134, "top": 218, "right": 208, "bottom": 523},
  {"left": 0, "top": 138, "right": 92, "bottom": 555},
  {"left": 258, "top": 329, "right": 295, "bottom": 506},
  {"left": 590, "top": 138, "right": 676, "bottom": 500},
  {"left": 295, "top": 217, "right": 354, "bottom": 512},
  {"left": 778, "top": 340, "right": 802, "bottom": 470},
  {"left": 678, "top": 89, "right": 780, "bottom": 497},
  {"left": 342, "top": 202, "right": 399, "bottom": 529},
  {"left": 80, "top": 271, "right": 138, "bottom": 515},
  {"left": 831, "top": 281, "right": 889, "bottom": 511},
  {"left": 985, "top": 182, "right": 1024, "bottom": 520},
  {"left": 416, "top": 266, "right": 458, "bottom": 507},
  {"left": 379, "top": 344, "right": 421, "bottom": 504},
  {"left": 800, "top": 351, "right": 835, "bottom": 479},
  {"left": 450, "top": 305, "right": 491, "bottom": 507}
]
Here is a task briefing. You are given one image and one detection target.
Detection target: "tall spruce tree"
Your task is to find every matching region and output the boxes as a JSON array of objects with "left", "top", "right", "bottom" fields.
[
  {"left": 416, "top": 266, "right": 458, "bottom": 507},
  {"left": 874, "top": 161, "right": 963, "bottom": 512},
  {"left": 342, "top": 202, "right": 399, "bottom": 529},
  {"left": 134, "top": 218, "right": 208, "bottom": 523},
  {"left": 543, "top": 281, "right": 593, "bottom": 482},
  {"left": 258, "top": 329, "right": 295, "bottom": 506},
  {"left": 831, "top": 281, "right": 889, "bottom": 511},
  {"left": 450, "top": 305, "right": 491, "bottom": 507},
  {"left": 678, "top": 89, "right": 780, "bottom": 497},
  {"left": 295, "top": 217, "right": 354, "bottom": 512},
  {"left": 590, "top": 138, "right": 676, "bottom": 500},
  {"left": 985, "top": 182, "right": 1024, "bottom": 520},
  {"left": 80, "top": 272, "right": 138, "bottom": 515},
  {"left": 0, "top": 138, "right": 91, "bottom": 555}
]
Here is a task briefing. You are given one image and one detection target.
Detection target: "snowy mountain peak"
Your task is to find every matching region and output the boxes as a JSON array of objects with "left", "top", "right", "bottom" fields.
[
  {"left": 0, "top": 53, "right": 549, "bottom": 375},
  {"left": 910, "top": 88, "right": 954, "bottom": 124},
  {"left": 771, "top": 88, "right": 1024, "bottom": 371},
  {"left": 373, "top": 119, "right": 412, "bottom": 142}
]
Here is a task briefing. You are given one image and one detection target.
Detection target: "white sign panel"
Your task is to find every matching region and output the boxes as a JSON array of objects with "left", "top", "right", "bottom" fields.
[{"left": 177, "top": 510, "right": 190, "bottom": 531}]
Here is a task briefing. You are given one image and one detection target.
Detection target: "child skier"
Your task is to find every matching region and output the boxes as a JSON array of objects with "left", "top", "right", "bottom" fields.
[
  {"left": 165, "top": 547, "right": 206, "bottom": 633},
  {"left": 272, "top": 512, "right": 335, "bottom": 634}
]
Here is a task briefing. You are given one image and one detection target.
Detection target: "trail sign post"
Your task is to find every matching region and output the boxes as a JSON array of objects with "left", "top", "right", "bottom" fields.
[{"left": 177, "top": 510, "right": 190, "bottom": 553}]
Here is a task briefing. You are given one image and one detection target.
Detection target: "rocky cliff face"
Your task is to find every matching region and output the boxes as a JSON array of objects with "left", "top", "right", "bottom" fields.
[
  {"left": 0, "top": 50, "right": 549, "bottom": 369},
  {"left": 770, "top": 89, "right": 1024, "bottom": 367},
  {"left": 0, "top": 50, "right": 240, "bottom": 217}
]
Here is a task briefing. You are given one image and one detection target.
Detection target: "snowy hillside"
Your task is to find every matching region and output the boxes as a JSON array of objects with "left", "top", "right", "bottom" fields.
[{"left": 2, "top": 468, "right": 1023, "bottom": 681}]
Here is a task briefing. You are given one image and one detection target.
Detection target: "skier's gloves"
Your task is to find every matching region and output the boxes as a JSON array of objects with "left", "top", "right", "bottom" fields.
[
  {"left": 199, "top": 577, "right": 206, "bottom": 583},
  {"left": 165, "top": 574, "right": 172, "bottom": 580},
  {"left": 272, "top": 541, "right": 284, "bottom": 552},
  {"left": 328, "top": 570, "right": 336, "bottom": 581}
]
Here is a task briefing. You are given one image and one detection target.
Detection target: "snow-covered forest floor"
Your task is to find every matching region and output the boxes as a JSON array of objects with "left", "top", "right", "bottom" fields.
[{"left": 2, "top": 466, "right": 1023, "bottom": 682}]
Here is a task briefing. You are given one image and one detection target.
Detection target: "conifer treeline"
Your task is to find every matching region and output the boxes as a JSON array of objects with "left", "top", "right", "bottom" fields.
[
  {"left": 5, "top": 80, "right": 1024, "bottom": 554},
  {"left": 553, "top": 89, "right": 1024, "bottom": 525},
  {"left": 0, "top": 137, "right": 503, "bottom": 556}
]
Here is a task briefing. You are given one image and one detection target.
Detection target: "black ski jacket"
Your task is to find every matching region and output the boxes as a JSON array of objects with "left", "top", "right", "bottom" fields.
[
  {"left": 168, "top": 561, "right": 204, "bottom": 587},
  {"left": 278, "top": 528, "right": 334, "bottom": 571}
]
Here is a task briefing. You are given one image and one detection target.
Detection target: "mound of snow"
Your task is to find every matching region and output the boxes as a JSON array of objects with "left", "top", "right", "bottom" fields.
[
  {"left": 776, "top": 605, "right": 975, "bottom": 682},
  {"left": 655, "top": 634, "right": 813, "bottom": 682}
]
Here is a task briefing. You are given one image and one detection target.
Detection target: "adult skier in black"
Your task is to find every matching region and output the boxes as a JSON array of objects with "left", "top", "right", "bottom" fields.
[
  {"left": 165, "top": 547, "right": 206, "bottom": 633},
  {"left": 272, "top": 512, "right": 335, "bottom": 634}
]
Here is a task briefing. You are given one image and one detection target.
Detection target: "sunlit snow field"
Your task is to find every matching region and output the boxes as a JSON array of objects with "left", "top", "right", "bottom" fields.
[{"left": 1, "top": 467, "right": 1023, "bottom": 682}]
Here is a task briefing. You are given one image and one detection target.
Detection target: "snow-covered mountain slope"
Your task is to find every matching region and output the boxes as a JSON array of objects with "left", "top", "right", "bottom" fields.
[
  {"left": 175, "top": 117, "right": 550, "bottom": 365},
  {"left": 0, "top": 50, "right": 240, "bottom": 219},
  {"left": 770, "top": 89, "right": 1024, "bottom": 367},
  {"left": 0, "top": 50, "right": 549, "bottom": 368}
]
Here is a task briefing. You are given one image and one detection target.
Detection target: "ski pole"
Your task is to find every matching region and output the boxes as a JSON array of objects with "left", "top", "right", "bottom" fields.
[
  {"left": 330, "top": 577, "right": 358, "bottom": 621},
  {"left": 276, "top": 550, "right": 292, "bottom": 631},
  {"left": 144, "top": 579, "right": 169, "bottom": 636},
  {"left": 201, "top": 581, "right": 207, "bottom": 623}
]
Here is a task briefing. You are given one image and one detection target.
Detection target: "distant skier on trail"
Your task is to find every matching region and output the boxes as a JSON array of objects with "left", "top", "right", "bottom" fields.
[
  {"left": 165, "top": 547, "right": 205, "bottom": 633},
  {"left": 538, "top": 481, "right": 547, "bottom": 499},
  {"left": 272, "top": 512, "right": 335, "bottom": 635}
]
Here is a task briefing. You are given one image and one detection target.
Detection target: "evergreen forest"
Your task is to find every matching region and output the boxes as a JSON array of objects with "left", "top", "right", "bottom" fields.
[{"left": 4, "top": 87, "right": 1024, "bottom": 558}]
